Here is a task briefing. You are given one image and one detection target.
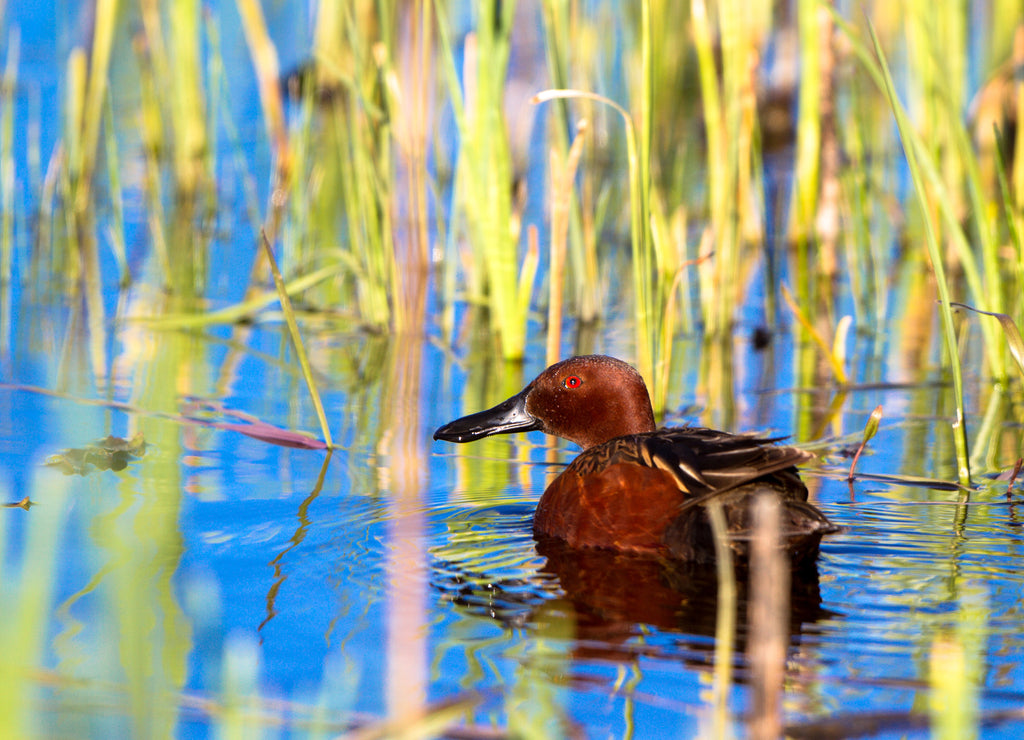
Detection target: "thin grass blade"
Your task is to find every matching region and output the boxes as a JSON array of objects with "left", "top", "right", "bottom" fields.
[
  {"left": 866, "top": 20, "right": 971, "bottom": 485},
  {"left": 260, "top": 231, "right": 333, "bottom": 449}
]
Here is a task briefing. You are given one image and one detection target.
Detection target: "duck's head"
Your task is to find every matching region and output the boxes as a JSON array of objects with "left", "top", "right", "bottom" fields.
[{"left": 433, "top": 355, "right": 657, "bottom": 450}]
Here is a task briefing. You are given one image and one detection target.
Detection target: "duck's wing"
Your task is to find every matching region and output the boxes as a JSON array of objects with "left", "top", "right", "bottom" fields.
[{"left": 568, "top": 427, "right": 813, "bottom": 499}]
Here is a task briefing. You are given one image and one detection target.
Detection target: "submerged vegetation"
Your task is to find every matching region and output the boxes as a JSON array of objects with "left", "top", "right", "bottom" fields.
[{"left": 4, "top": 0, "right": 1024, "bottom": 737}]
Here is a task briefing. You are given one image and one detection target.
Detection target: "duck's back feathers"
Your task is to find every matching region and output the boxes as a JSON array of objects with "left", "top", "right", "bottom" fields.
[
  {"left": 567, "top": 427, "right": 813, "bottom": 499},
  {"left": 535, "top": 427, "right": 832, "bottom": 564}
]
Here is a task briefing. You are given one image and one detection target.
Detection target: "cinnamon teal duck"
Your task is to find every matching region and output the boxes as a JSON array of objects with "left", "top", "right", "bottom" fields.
[{"left": 434, "top": 355, "right": 837, "bottom": 565}]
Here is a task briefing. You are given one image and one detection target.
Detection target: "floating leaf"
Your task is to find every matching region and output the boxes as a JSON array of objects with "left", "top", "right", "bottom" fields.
[{"left": 45, "top": 432, "right": 147, "bottom": 476}]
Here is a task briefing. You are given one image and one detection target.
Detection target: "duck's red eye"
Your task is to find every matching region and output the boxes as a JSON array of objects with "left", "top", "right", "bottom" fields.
[{"left": 563, "top": 375, "right": 583, "bottom": 389}]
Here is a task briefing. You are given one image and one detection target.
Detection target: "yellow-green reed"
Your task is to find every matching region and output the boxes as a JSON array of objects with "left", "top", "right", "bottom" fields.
[
  {"left": 534, "top": 0, "right": 694, "bottom": 412},
  {"left": 269, "top": 2, "right": 431, "bottom": 336},
  {"left": 168, "top": 0, "right": 209, "bottom": 196},
  {"left": 533, "top": 87, "right": 662, "bottom": 401},
  {"left": 888, "top": 8, "right": 1018, "bottom": 380},
  {"left": 691, "top": 0, "right": 768, "bottom": 341},
  {"left": 538, "top": 0, "right": 607, "bottom": 326},
  {"left": 993, "top": 129, "right": 1024, "bottom": 330},
  {"left": 634, "top": 0, "right": 658, "bottom": 408},
  {"left": 51, "top": 1, "right": 118, "bottom": 389},
  {"left": 1013, "top": 25, "right": 1024, "bottom": 207},
  {"left": 311, "top": 12, "right": 391, "bottom": 329},
  {"left": 826, "top": 8, "right": 1023, "bottom": 476},
  {"left": 136, "top": 0, "right": 210, "bottom": 199},
  {"left": 644, "top": 1, "right": 703, "bottom": 340},
  {"left": 951, "top": 303, "right": 1024, "bottom": 380},
  {"left": 132, "top": 15, "right": 175, "bottom": 287},
  {"left": 60, "top": 50, "right": 87, "bottom": 282},
  {"left": 67, "top": 0, "right": 118, "bottom": 213},
  {"left": 837, "top": 101, "right": 891, "bottom": 330},
  {"left": 261, "top": 230, "right": 333, "bottom": 448},
  {"left": 438, "top": 1, "right": 532, "bottom": 361},
  {"left": 866, "top": 21, "right": 971, "bottom": 484},
  {"left": 333, "top": 93, "right": 396, "bottom": 331},
  {"left": 789, "top": 0, "right": 823, "bottom": 246}
]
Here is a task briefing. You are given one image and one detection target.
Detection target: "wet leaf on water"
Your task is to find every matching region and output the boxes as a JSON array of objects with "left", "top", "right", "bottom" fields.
[{"left": 44, "top": 432, "right": 147, "bottom": 476}]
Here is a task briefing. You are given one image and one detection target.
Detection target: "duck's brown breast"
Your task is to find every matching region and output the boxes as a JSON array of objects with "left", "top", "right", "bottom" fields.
[{"left": 533, "top": 462, "right": 688, "bottom": 552}]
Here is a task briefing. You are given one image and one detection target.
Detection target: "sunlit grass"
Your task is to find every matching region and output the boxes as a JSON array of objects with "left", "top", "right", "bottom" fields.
[{"left": 438, "top": 1, "right": 532, "bottom": 361}]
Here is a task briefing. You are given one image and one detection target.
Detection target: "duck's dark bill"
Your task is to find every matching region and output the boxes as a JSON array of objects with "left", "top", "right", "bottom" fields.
[{"left": 433, "top": 388, "right": 541, "bottom": 443}]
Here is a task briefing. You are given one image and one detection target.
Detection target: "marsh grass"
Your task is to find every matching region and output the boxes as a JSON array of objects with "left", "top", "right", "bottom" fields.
[
  {"left": 864, "top": 19, "right": 973, "bottom": 483},
  {"left": 437, "top": 1, "right": 534, "bottom": 361},
  {"left": 538, "top": 0, "right": 606, "bottom": 326},
  {"left": 138, "top": 0, "right": 210, "bottom": 198}
]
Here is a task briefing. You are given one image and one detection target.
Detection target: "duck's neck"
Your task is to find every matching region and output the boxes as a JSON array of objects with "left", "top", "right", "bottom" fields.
[{"left": 576, "top": 393, "right": 656, "bottom": 450}]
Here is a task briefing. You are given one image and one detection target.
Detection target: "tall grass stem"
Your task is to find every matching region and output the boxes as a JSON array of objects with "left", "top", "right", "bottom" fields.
[{"left": 866, "top": 21, "right": 971, "bottom": 485}]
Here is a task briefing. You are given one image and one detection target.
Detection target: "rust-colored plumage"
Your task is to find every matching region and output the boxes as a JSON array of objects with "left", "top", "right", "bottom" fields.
[{"left": 434, "top": 355, "right": 837, "bottom": 565}]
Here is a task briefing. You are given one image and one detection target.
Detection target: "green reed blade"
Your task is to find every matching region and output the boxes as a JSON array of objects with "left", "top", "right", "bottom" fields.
[
  {"left": 866, "top": 21, "right": 971, "bottom": 486},
  {"left": 260, "top": 231, "right": 333, "bottom": 449},
  {"left": 168, "top": 0, "right": 207, "bottom": 195},
  {"left": 833, "top": 9, "right": 1003, "bottom": 378},
  {"left": 74, "top": 0, "right": 118, "bottom": 211}
]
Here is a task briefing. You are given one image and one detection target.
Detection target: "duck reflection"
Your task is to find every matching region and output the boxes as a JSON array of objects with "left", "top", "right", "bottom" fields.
[
  {"left": 535, "top": 538, "right": 835, "bottom": 659},
  {"left": 436, "top": 537, "right": 837, "bottom": 666}
]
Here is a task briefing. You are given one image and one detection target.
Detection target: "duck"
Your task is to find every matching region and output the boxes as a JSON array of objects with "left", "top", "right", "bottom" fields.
[{"left": 433, "top": 354, "right": 838, "bottom": 566}]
